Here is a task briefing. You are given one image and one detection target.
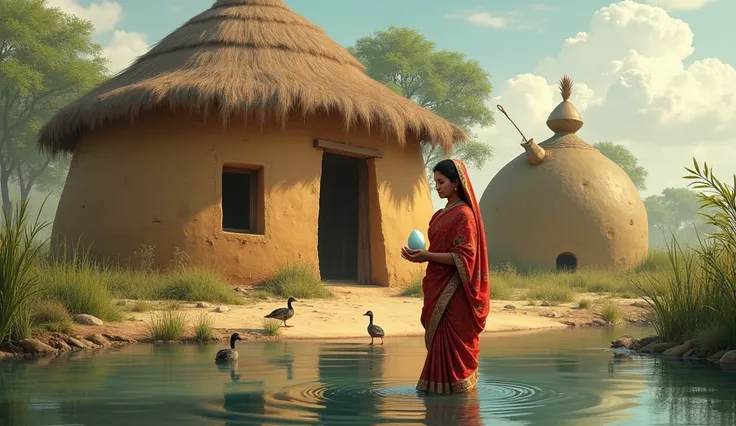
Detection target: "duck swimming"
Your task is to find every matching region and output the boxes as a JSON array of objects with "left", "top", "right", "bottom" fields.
[
  {"left": 363, "top": 310, "right": 385, "bottom": 346},
  {"left": 264, "top": 296, "right": 297, "bottom": 327},
  {"left": 215, "top": 333, "right": 242, "bottom": 363}
]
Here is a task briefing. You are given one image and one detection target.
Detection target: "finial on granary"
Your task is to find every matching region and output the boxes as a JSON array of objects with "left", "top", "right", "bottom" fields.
[{"left": 546, "top": 75, "right": 583, "bottom": 134}]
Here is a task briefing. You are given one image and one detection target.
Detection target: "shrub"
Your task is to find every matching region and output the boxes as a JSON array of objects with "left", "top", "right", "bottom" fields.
[{"left": 259, "top": 261, "right": 330, "bottom": 299}]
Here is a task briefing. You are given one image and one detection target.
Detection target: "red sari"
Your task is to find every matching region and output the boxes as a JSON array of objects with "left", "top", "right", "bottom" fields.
[{"left": 416, "top": 160, "right": 490, "bottom": 394}]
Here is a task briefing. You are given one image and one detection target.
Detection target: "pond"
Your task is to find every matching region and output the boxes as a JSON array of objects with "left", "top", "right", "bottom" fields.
[{"left": 1, "top": 327, "right": 735, "bottom": 425}]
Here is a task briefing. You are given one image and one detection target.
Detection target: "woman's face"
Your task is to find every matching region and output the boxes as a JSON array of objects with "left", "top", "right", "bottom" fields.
[{"left": 433, "top": 171, "right": 456, "bottom": 199}]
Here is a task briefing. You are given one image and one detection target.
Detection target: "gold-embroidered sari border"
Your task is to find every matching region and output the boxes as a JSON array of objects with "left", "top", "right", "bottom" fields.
[
  {"left": 424, "top": 272, "right": 461, "bottom": 350},
  {"left": 416, "top": 369, "right": 479, "bottom": 394}
]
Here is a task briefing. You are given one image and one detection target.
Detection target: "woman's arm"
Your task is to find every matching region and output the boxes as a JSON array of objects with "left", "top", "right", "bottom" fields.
[{"left": 423, "top": 251, "right": 455, "bottom": 265}]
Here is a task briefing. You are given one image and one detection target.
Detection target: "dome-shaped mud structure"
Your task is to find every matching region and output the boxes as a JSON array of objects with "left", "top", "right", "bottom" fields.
[{"left": 479, "top": 76, "right": 648, "bottom": 272}]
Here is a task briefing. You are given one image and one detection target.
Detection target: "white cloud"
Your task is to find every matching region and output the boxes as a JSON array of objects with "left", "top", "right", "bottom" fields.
[
  {"left": 46, "top": 0, "right": 149, "bottom": 74},
  {"left": 461, "top": 0, "right": 736, "bottom": 203},
  {"left": 447, "top": 10, "right": 508, "bottom": 29},
  {"left": 102, "top": 30, "right": 149, "bottom": 74},
  {"left": 46, "top": 0, "right": 122, "bottom": 34},
  {"left": 644, "top": 0, "right": 717, "bottom": 11},
  {"left": 529, "top": 3, "right": 554, "bottom": 12}
]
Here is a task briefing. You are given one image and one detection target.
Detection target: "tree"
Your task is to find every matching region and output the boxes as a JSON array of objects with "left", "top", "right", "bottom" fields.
[
  {"left": 349, "top": 26, "right": 495, "bottom": 179},
  {"left": 0, "top": 0, "right": 108, "bottom": 212},
  {"left": 593, "top": 141, "right": 648, "bottom": 190},
  {"left": 644, "top": 187, "right": 713, "bottom": 246}
]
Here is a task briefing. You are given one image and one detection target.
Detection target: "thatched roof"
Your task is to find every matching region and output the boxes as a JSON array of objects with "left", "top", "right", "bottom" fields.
[{"left": 37, "top": 0, "right": 467, "bottom": 154}]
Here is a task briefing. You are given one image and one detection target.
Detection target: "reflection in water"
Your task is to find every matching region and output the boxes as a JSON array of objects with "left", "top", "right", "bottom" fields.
[
  {"left": 648, "top": 358, "right": 736, "bottom": 426},
  {"left": 316, "top": 344, "right": 384, "bottom": 424},
  {"left": 422, "top": 389, "right": 482, "bottom": 426},
  {"left": 1, "top": 328, "right": 736, "bottom": 425},
  {"left": 213, "top": 362, "right": 267, "bottom": 426}
]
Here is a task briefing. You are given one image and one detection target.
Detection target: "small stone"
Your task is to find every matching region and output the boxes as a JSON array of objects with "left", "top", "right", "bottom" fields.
[
  {"left": 86, "top": 334, "right": 112, "bottom": 347},
  {"left": 631, "top": 335, "right": 660, "bottom": 351},
  {"left": 103, "top": 334, "right": 133, "bottom": 343},
  {"left": 682, "top": 348, "right": 701, "bottom": 360},
  {"left": 641, "top": 342, "right": 676, "bottom": 354},
  {"left": 591, "top": 319, "right": 607, "bottom": 326},
  {"left": 540, "top": 301, "right": 551, "bottom": 307},
  {"left": 611, "top": 335, "right": 638, "bottom": 349},
  {"left": 707, "top": 349, "right": 729, "bottom": 362},
  {"left": 234, "top": 287, "right": 244, "bottom": 292},
  {"left": 62, "top": 335, "right": 90, "bottom": 350},
  {"left": 719, "top": 350, "right": 736, "bottom": 364},
  {"left": 0, "top": 341, "right": 23, "bottom": 354},
  {"left": 503, "top": 304, "right": 516, "bottom": 310},
  {"left": 662, "top": 339, "right": 697, "bottom": 358},
  {"left": 80, "top": 338, "right": 100, "bottom": 349},
  {"left": 196, "top": 302, "right": 211, "bottom": 308},
  {"left": 49, "top": 338, "right": 72, "bottom": 351},
  {"left": 18, "top": 338, "right": 58, "bottom": 355},
  {"left": 215, "top": 305, "right": 229, "bottom": 313},
  {"left": 74, "top": 314, "right": 103, "bottom": 326},
  {"left": 542, "top": 311, "right": 558, "bottom": 318}
]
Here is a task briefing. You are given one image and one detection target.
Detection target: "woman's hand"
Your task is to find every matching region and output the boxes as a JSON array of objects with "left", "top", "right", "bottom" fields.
[{"left": 401, "top": 247, "right": 428, "bottom": 263}]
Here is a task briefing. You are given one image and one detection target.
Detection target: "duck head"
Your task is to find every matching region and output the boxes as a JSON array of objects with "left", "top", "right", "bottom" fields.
[
  {"left": 363, "top": 310, "right": 374, "bottom": 317},
  {"left": 230, "top": 333, "right": 242, "bottom": 343},
  {"left": 287, "top": 297, "right": 298, "bottom": 304}
]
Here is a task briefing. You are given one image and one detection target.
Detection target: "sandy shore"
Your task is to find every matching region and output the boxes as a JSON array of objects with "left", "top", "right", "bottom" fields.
[{"left": 75, "top": 284, "right": 652, "bottom": 342}]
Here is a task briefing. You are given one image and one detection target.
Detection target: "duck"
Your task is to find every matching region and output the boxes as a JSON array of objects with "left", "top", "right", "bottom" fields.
[
  {"left": 215, "top": 333, "right": 241, "bottom": 363},
  {"left": 363, "top": 310, "right": 385, "bottom": 346},
  {"left": 264, "top": 296, "right": 297, "bottom": 327}
]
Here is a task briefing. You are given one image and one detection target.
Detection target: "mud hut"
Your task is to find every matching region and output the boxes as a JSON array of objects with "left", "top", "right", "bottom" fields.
[
  {"left": 37, "top": 0, "right": 465, "bottom": 286},
  {"left": 478, "top": 76, "right": 648, "bottom": 272}
]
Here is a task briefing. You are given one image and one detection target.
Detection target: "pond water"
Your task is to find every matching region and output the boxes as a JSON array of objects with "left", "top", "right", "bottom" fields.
[{"left": 2, "top": 327, "right": 736, "bottom": 425}]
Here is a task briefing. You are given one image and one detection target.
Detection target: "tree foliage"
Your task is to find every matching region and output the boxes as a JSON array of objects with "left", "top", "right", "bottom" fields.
[
  {"left": 593, "top": 141, "right": 648, "bottom": 190},
  {"left": 0, "top": 0, "right": 108, "bottom": 212},
  {"left": 349, "top": 26, "right": 495, "bottom": 179}
]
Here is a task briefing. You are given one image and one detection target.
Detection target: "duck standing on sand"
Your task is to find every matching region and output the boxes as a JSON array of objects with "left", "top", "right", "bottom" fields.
[
  {"left": 363, "top": 310, "right": 385, "bottom": 346},
  {"left": 215, "top": 333, "right": 242, "bottom": 363},
  {"left": 265, "top": 296, "right": 297, "bottom": 327}
]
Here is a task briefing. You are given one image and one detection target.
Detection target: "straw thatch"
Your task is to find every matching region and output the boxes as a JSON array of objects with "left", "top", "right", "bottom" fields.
[{"left": 37, "top": 0, "right": 467, "bottom": 154}]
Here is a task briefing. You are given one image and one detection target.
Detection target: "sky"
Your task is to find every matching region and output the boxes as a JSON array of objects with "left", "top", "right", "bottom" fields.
[{"left": 45, "top": 0, "right": 736, "bottom": 204}]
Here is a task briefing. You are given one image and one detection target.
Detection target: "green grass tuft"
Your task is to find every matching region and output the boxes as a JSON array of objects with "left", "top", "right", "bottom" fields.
[
  {"left": 147, "top": 310, "right": 189, "bottom": 341},
  {"left": 600, "top": 300, "right": 623, "bottom": 324},
  {"left": 524, "top": 284, "right": 575, "bottom": 304},
  {"left": 262, "top": 318, "right": 282, "bottom": 336},
  {"left": 192, "top": 313, "right": 214, "bottom": 343},
  {"left": 577, "top": 298, "right": 592, "bottom": 310},
  {"left": 258, "top": 261, "right": 331, "bottom": 299}
]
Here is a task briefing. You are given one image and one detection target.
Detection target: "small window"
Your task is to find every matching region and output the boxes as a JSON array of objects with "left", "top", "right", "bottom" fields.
[{"left": 222, "top": 166, "right": 261, "bottom": 233}]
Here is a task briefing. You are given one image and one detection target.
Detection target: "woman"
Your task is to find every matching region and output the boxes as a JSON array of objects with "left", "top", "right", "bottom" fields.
[{"left": 401, "top": 159, "right": 490, "bottom": 394}]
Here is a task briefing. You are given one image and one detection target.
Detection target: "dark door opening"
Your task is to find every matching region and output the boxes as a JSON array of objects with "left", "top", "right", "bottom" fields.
[
  {"left": 556, "top": 252, "right": 577, "bottom": 272},
  {"left": 318, "top": 152, "right": 369, "bottom": 282}
]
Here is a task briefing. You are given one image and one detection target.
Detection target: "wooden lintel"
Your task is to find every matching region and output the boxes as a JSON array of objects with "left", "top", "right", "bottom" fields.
[{"left": 313, "top": 138, "right": 383, "bottom": 159}]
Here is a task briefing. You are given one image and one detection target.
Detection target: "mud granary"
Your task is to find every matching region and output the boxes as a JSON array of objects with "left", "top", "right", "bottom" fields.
[{"left": 479, "top": 76, "right": 648, "bottom": 272}]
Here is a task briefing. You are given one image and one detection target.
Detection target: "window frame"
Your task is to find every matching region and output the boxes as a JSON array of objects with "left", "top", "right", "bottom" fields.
[{"left": 221, "top": 165, "right": 262, "bottom": 234}]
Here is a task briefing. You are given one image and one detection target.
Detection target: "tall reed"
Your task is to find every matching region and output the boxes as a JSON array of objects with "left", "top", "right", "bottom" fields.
[
  {"left": 634, "top": 158, "right": 736, "bottom": 352},
  {"left": 0, "top": 200, "right": 49, "bottom": 342}
]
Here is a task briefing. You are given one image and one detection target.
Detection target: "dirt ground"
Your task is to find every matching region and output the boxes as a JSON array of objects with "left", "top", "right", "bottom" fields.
[{"left": 72, "top": 284, "right": 652, "bottom": 342}]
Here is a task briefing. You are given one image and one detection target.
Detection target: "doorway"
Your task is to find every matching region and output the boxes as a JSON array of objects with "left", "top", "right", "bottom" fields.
[
  {"left": 318, "top": 152, "right": 370, "bottom": 282},
  {"left": 556, "top": 252, "right": 577, "bottom": 272}
]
